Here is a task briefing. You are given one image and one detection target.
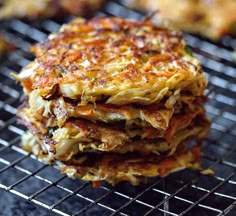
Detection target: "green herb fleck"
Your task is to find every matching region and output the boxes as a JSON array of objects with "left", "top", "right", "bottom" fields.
[{"left": 185, "top": 45, "right": 193, "bottom": 56}]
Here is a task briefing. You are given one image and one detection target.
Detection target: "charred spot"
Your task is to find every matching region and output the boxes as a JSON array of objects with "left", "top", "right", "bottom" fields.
[
  {"left": 49, "top": 147, "right": 56, "bottom": 154},
  {"left": 112, "top": 38, "right": 125, "bottom": 47},
  {"left": 68, "top": 64, "right": 79, "bottom": 71},
  {"left": 42, "top": 84, "right": 60, "bottom": 100},
  {"left": 192, "top": 13, "right": 204, "bottom": 22},
  {"left": 64, "top": 97, "right": 80, "bottom": 105},
  {"left": 95, "top": 27, "right": 120, "bottom": 34},
  {"left": 55, "top": 64, "right": 69, "bottom": 76},
  {"left": 87, "top": 126, "right": 97, "bottom": 137},
  {"left": 47, "top": 127, "right": 58, "bottom": 138},
  {"left": 98, "top": 79, "right": 106, "bottom": 86},
  {"left": 44, "top": 136, "right": 57, "bottom": 147},
  {"left": 65, "top": 42, "right": 72, "bottom": 49},
  {"left": 144, "top": 50, "right": 160, "bottom": 55}
]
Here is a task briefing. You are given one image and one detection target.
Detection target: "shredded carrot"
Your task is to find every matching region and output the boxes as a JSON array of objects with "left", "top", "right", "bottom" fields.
[
  {"left": 92, "top": 181, "right": 102, "bottom": 188},
  {"left": 22, "top": 79, "right": 33, "bottom": 91},
  {"left": 158, "top": 158, "right": 178, "bottom": 176}
]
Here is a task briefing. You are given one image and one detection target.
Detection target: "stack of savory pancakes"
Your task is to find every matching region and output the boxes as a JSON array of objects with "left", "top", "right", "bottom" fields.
[{"left": 14, "top": 17, "right": 210, "bottom": 186}]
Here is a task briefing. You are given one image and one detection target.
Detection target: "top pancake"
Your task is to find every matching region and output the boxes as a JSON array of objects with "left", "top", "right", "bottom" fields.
[{"left": 15, "top": 17, "right": 207, "bottom": 105}]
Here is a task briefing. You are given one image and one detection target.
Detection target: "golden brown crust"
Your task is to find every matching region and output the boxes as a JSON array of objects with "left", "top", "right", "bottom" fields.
[
  {"left": 21, "top": 131, "right": 201, "bottom": 186},
  {"left": 14, "top": 16, "right": 210, "bottom": 186},
  {"left": 19, "top": 98, "right": 209, "bottom": 161},
  {"left": 0, "top": 35, "right": 13, "bottom": 58},
  {"left": 0, "top": 0, "right": 104, "bottom": 19},
  {"left": 21, "top": 120, "right": 208, "bottom": 162},
  {"left": 129, "top": 0, "right": 236, "bottom": 40},
  {"left": 59, "top": 145, "right": 201, "bottom": 185},
  {"left": 15, "top": 17, "right": 207, "bottom": 105},
  {"left": 24, "top": 89, "right": 207, "bottom": 130}
]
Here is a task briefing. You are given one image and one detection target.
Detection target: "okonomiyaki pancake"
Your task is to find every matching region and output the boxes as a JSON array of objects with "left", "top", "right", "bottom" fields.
[
  {"left": 59, "top": 145, "right": 201, "bottom": 186},
  {"left": 128, "top": 0, "right": 236, "bottom": 40},
  {"left": 22, "top": 119, "right": 207, "bottom": 162},
  {"left": 14, "top": 17, "right": 207, "bottom": 105},
  {"left": 0, "top": 0, "right": 104, "bottom": 19},
  {"left": 24, "top": 89, "right": 206, "bottom": 129},
  {"left": 21, "top": 131, "right": 201, "bottom": 186}
]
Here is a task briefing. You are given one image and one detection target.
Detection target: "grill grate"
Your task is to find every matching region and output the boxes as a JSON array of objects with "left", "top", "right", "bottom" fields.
[{"left": 0, "top": 1, "right": 236, "bottom": 215}]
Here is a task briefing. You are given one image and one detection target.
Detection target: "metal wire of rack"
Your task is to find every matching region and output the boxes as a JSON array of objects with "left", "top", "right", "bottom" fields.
[{"left": 0, "top": 1, "right": 236, "bottom": 215}]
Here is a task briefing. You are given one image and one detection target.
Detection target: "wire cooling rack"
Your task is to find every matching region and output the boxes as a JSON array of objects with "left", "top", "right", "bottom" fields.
[{"left": 0, "top": 1, "right": 236, "bottom": 215}]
